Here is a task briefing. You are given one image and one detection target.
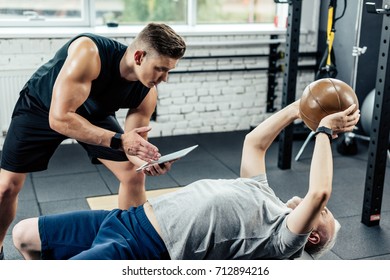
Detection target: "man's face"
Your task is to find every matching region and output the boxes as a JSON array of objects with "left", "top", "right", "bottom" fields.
[{"left": 137, "top": 51, "right": 178, "bottom": 88}]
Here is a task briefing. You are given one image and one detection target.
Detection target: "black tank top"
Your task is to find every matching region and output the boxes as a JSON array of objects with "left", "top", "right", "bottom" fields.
[{"left": 26, "top": 33, "right": 150, "bottom": 120}]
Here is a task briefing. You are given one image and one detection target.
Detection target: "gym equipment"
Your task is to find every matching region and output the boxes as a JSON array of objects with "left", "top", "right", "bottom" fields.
[
  {"left": 360, "top": 1, "right": 390, "bottom": 227},
  {"left": 315, "top": 0, "right": 340, "bottom": 79},
  {"left": 294, "top": 0, "right": 345, "bottom": 161},
  {"left": 295, "top": 78, "right": 358, "bottom": 161},
  {"left": 299, "top": 78, "right": 359, "bottom": 131},
  {"left": 275, "top": 0, "right": 302, "bottom": 170},
  {"left": 361, "top": 88, "right": 376, "bottom": 134},
  {"left": 279, "top": 0, "right": 389, "bottom": 227}
]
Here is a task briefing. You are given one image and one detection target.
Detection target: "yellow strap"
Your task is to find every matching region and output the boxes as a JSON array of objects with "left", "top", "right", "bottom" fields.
[{"left": 326, "top": 6, "right": 334, "bottom": 67}]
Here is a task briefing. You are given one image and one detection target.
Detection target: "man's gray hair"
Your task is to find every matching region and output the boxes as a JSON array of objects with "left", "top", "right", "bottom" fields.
[{"left": 310, "top": 218, "right": 341, "bottom": 259}]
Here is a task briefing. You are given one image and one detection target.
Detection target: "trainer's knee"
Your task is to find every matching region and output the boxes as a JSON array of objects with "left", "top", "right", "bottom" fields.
[{"left": 0, "top": 171, "right": 26, "bottom": 199}]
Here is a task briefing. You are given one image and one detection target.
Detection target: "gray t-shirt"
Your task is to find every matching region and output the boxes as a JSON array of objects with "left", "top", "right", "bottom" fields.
[{"left": 148, "top": 174, "right": 309, "bottom": 260}]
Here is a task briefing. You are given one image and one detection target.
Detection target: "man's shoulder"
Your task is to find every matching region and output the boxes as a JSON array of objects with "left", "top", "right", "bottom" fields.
[
  {"left": 76, "top": 33, "right": 109, "bottom": 40},
  {"left": 73, "top": 33, "right": 123, "bottom": 47}
]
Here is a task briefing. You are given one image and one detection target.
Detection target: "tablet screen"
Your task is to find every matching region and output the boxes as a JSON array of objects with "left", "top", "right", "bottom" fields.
[{"left": 136, "top": 145, "right": 198, "bottom": 172}]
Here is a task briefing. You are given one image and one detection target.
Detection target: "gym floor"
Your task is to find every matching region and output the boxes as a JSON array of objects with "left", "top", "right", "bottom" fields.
[{"left": 2, "top": 130, "right": 390, "bottom": 260}]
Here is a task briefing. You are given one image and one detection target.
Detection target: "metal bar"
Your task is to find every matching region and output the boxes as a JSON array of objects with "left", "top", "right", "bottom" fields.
[
  {"left": 170, "top": 67, "right": 271, "bottom": 74},
  {"left": 186, "top": 39, "right": 286, "bottom": 47},
  {"left": 267, "top": 35, "right": 280, "bottom": 113},
  {"left": 361, "top": 0, "right": 390, "bottom": 226},
  {"left": 182, "top": 52, "right": 317, "bottom": 60},
  {"left": 277, "top": 0, "right": 302, "bottom": 170},
  {"left": 366, "top": 1, "right": 390, "bottom": 14},
  {"left": 351, "top": 0, "right": 364, "bottom": 90},
  {"left": 169, "top": 64, "right": 314, "bottom": 75},
  {"left": 182, "top": 54, "right": 270, "bottom": 60}
]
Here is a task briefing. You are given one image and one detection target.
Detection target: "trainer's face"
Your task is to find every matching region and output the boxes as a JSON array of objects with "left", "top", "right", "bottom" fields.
[{"left": 136, "top": 50, "right": 178, "bottom": 88}]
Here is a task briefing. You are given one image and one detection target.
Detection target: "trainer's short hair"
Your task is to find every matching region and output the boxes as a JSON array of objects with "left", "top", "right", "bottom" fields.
[{"left": 133, "top": 22, "right": 186, "bottom": 59}]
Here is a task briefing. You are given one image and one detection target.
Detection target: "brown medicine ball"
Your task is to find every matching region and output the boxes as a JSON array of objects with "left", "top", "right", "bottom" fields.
[{"left": 299, "top": 78, "right": 359, "bottom": 131}]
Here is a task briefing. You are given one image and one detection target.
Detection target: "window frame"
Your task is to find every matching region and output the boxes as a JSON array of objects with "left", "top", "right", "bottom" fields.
[
  {"left": 0, "top": 0, "right": 280, "bottom": 28},
  {"left": 0, "top": 0, "right": 91, "bottom": 27}
]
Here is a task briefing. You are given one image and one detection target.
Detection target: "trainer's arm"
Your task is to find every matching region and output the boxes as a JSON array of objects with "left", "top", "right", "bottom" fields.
[
  {"left": 124, "top": 89, "right": 172, "bottom": 175},
  {"left": 286, "top": 105, "right": 360, "bottom": 234},
  {"left": 240, "top": 100, "right": 300, "bottom": 178},
  {"left": 49, "top": 37, "right": 159, "bottom": 161}
]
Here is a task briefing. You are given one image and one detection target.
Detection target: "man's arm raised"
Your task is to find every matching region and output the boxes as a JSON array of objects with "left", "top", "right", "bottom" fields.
[
  {"left": 286, "top": 105, "right": 360, "bottom": 235},
  {"left": 240, "top": 100, "right": 300, "bottom": 178}
]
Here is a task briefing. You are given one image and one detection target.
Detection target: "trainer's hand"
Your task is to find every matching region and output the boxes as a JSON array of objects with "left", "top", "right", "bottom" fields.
[
  {"left": 319, "top": 104, "right": 360, "bottom": 137},
  {"left": 122, "top": 127, "right": 160, "bottom": 162}
]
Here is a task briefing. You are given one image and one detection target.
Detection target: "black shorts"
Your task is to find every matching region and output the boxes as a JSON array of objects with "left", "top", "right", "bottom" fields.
[{"left": 0, "top": 87, "right": 128, "bottom": 173}]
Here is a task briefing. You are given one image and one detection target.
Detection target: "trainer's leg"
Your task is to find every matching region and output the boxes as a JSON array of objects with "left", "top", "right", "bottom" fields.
[
  {"left": 0, "top": 169, "right": 26, "bottom": 249},
  {"left": 99, "top": 159, "right": 146, "bottom": 209},
  {"left": 12, "top": 217, "right": 41, "bottom": 260}
]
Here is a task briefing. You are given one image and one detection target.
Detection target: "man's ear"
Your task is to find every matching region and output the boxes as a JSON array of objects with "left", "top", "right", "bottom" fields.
[
  {"left": 134, "top": 50, "right": 145, "bottom": 65},
  {"left": 307, "top": 231, "right": 320, "bottom": 245}
]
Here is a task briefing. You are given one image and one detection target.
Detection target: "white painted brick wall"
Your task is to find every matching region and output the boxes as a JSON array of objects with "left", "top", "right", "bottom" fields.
[{"left": 0, "top": 31, "right": 316, "bottom": 147}]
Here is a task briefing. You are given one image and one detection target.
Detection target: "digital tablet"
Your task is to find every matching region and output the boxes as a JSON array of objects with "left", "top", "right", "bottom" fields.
[{"left": 136, "top": 145, "right": 198, "bottom": 172}]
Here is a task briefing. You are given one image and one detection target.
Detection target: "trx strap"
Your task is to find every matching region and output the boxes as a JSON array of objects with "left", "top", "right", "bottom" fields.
[{"left": 316, "top": 0, "right": 338, "bottom": 79}]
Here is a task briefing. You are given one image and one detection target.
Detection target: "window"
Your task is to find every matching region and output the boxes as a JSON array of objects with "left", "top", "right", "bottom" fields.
[
  {"left": 0, "top": 0, "right": 89, "bottom": 27},
  {"left": 0, "top": 0, "right": 279, "bottom": 27},
  {"left": 197, "top": 0, "right": 276, "bottom": 24},
  {"left": 95, "top": 0, "right": 187, "bottom": 26}
]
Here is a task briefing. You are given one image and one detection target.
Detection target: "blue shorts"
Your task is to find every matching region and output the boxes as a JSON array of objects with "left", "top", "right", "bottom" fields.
[{"left": 38, "top": 205, "right": 170, "bottom": 260}]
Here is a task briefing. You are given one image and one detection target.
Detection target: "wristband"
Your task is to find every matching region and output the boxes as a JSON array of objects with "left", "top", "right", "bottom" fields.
[
  {"left": 314, "top": 126, "right": 333, "bottom": 142},
  {"left": 110, "top": 132, "right": 123, "bottom": 149}
]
